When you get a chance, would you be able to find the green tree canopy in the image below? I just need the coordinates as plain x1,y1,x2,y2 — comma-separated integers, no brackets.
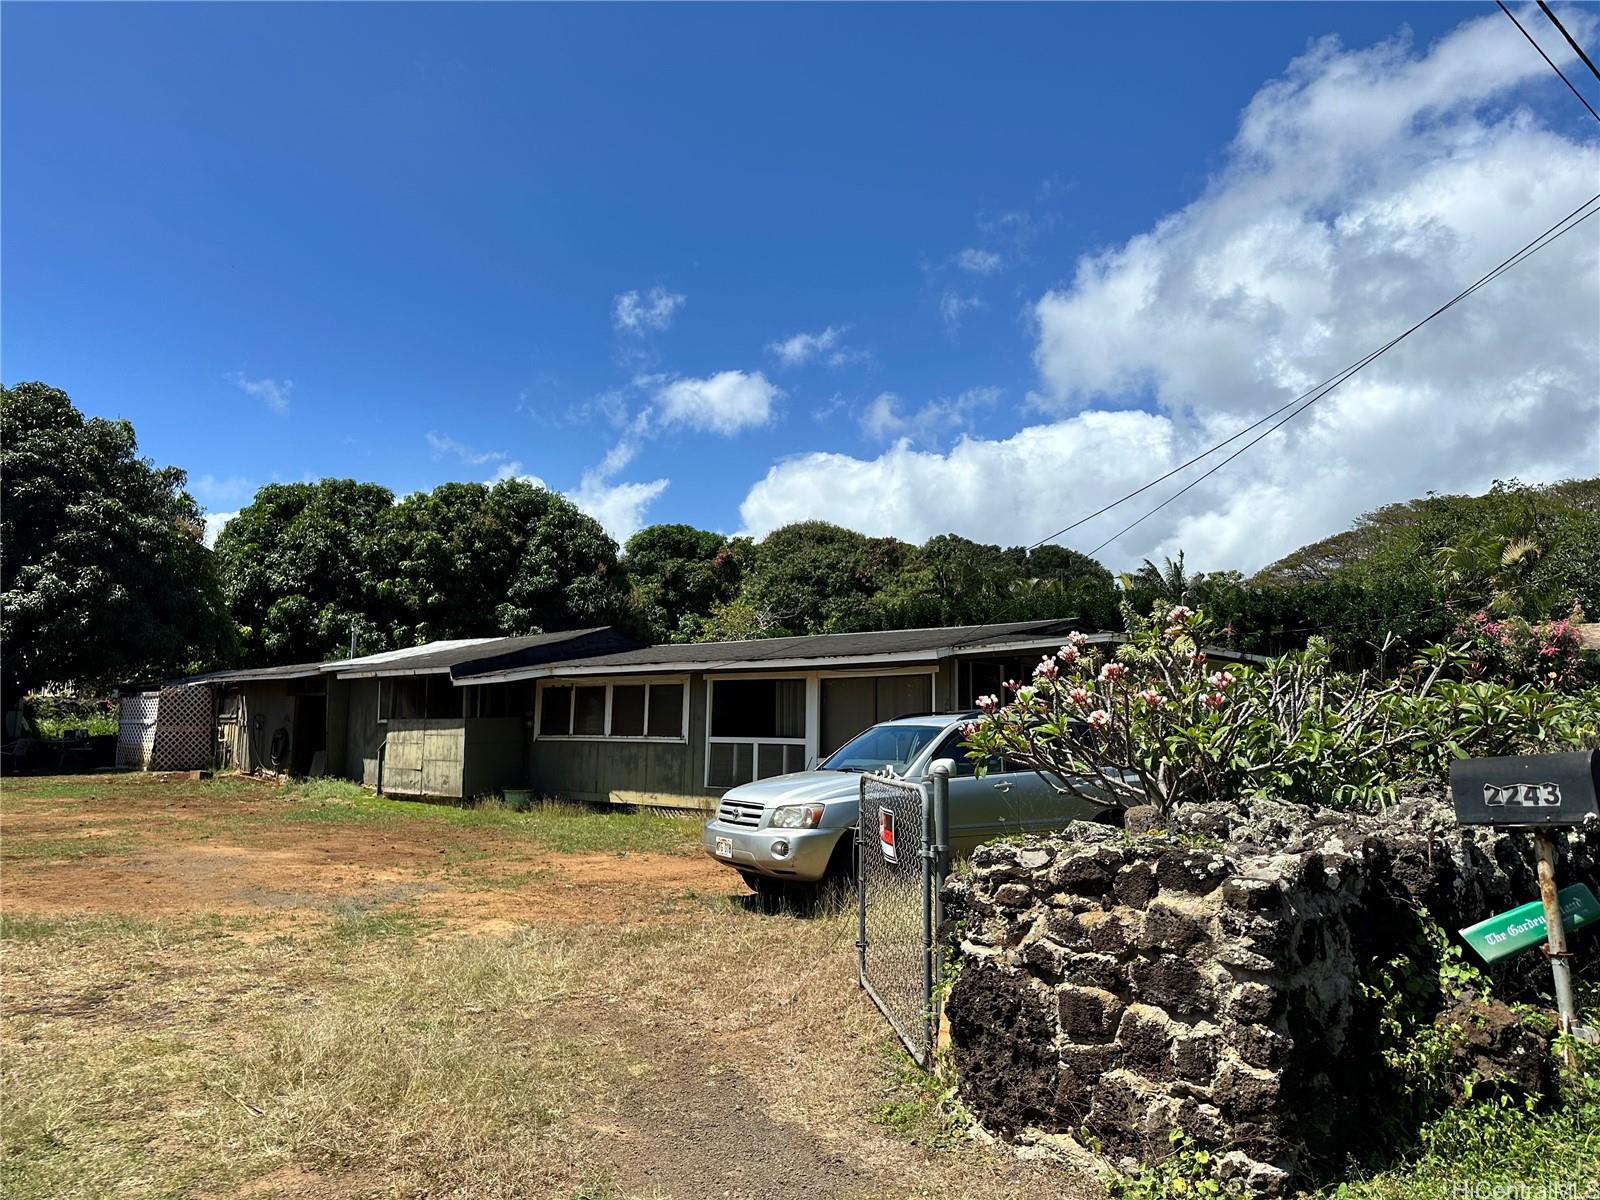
213,479,397,664
622,523,742,642
733,521,910,636
1,382,235,702
383,479,626,645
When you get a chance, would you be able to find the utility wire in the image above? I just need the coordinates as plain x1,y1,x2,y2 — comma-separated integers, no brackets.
1084,196,1600,556
1026,192,1600,553
1537,0,1600,85
1498,0,1600,124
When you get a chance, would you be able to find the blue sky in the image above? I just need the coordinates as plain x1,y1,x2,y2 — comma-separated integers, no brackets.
5,3,1597,571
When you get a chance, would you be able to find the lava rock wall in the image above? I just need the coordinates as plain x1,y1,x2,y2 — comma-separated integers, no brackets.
942,795,1598,1196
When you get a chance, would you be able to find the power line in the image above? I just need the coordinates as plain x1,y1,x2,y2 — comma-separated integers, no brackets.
1537,1,1600,85
1026,192,1600,554
1084,196,1600,556
1497,0,1600,124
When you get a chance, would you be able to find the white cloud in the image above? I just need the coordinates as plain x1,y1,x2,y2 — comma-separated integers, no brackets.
939,289,983,335
740,11,1600,573
768,325,860,368
613,286,686,334
653,370,781,435
858,387,1002,444
202,510,239,547
568,472,670,544
955,248,1003,274
229,373,293,414
189,473,254,507
427,432,508,466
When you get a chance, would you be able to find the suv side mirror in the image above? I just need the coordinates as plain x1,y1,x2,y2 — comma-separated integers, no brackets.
927,758,956,779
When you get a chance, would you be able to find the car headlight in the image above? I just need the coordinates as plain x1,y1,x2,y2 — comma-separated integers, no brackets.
769,804,825,829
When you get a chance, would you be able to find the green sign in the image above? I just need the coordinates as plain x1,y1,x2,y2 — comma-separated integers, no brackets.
1459,884,1600,964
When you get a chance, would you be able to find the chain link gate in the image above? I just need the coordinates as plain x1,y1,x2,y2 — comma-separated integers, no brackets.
857,767,951,1067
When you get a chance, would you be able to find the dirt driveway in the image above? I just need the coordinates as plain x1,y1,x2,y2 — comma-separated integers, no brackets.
1,773,1096,1200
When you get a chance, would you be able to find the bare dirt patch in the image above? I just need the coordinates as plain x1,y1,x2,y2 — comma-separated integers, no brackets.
1,774,1096,1200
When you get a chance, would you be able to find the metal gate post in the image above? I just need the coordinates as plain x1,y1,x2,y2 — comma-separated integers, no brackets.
921,777,937,1057
926,762,952,1057
857,774,869,988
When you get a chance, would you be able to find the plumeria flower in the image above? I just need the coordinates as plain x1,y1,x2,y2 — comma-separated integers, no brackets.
961,721,981,738
1034,657,1060,680
1098,662,1127,683
1189,652,1208,668
1167,605,1192,625
1015,685,1039,704
1057,644,1080,665
1004,678,1023,693
976,694,999,714
1085,709,1111,729
1207,671,1235,690
1202,692,1227,709
1068,687,1092,708
1136,689,1166,707
1065,630,1089,649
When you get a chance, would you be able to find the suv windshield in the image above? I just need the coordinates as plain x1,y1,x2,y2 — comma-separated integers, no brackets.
822,723,947,775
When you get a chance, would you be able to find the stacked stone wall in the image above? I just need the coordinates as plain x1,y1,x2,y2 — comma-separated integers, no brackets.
943,793,1599,1195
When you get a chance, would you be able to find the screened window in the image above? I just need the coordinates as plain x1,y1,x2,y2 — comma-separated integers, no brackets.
536,680,686,739
646,683,683,738
709,678,805,739
573,686,607,735
380,678,427,721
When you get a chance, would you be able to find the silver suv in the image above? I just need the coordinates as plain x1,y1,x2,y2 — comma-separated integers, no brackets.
701,712,1113,901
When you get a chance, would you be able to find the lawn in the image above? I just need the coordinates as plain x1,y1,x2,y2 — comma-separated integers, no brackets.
0,772,1086,1200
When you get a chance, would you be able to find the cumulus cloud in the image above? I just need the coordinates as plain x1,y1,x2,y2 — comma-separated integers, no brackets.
653,370,781,435
568,472,670,544
229,373,293,414
189,473,255,508
613,286,686,334
740,10,1600,572
768,325,864,368
202,510,239,547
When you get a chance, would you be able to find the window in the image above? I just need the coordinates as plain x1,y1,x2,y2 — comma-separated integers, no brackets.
470,681,530,719
709,678,804,739
646,683,682,738
535,680,686,740
824,723,947,775
928,730,993,777
540,685,573,735
379,678,427,721
424,677,462,719
573,686,607,735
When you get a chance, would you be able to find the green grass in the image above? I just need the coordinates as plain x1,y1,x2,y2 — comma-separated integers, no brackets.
870,1044,969,1150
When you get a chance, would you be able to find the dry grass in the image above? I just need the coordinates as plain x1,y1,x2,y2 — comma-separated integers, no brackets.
0,773,1094,1200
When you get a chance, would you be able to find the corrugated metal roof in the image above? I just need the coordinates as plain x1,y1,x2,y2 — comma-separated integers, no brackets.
170,661,327,684
330,628,622,677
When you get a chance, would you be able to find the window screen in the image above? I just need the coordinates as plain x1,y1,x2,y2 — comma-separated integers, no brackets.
540,686,572,735
646,682,683,738
425,677,461,719
573,686,607,735
610,685,646,736
710,678,805,739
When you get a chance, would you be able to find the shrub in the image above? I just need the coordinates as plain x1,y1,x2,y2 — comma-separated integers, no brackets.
961,605,1600,815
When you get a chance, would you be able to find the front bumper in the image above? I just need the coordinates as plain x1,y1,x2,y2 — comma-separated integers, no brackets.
702,818,842,882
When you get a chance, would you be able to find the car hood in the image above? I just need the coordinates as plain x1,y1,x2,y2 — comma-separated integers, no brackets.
721,769,866,808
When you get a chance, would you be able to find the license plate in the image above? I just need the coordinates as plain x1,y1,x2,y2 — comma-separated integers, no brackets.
714,836,733,858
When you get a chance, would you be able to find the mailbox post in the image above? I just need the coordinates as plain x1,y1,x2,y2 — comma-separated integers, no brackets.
1451,749,1600,1064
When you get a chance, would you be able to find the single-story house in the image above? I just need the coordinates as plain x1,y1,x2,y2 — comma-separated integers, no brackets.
180,618,1263,812
448,618,1110,809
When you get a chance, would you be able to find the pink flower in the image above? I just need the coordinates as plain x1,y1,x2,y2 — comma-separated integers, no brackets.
1065,631,1089,649
1167,605,1192,625
976,694,999,714
1539,644,1560,658
1189,652,1208,668
1085,709,1111,729
1098,662,1127,683
1003,678,1023,693
961,721,981,737
1136,689,1166,707
1207,670,1235,690
1056,644,1080,665
1034,656,1060,680
1068,687,1092,709
1202,692,1227,709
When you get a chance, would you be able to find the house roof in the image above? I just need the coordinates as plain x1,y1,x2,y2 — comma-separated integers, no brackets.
178,661,329,684
328,628,626,678
451,618,1104,683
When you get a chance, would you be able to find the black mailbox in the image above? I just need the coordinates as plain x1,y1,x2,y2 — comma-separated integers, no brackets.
1451,750,1600,828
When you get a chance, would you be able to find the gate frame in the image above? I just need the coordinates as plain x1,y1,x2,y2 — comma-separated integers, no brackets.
856,761,953,1067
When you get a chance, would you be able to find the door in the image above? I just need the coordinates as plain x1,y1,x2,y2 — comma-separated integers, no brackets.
928,729,1108,856
291,695,327,775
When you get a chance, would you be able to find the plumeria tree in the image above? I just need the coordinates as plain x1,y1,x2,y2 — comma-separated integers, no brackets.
960,604,1598,817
